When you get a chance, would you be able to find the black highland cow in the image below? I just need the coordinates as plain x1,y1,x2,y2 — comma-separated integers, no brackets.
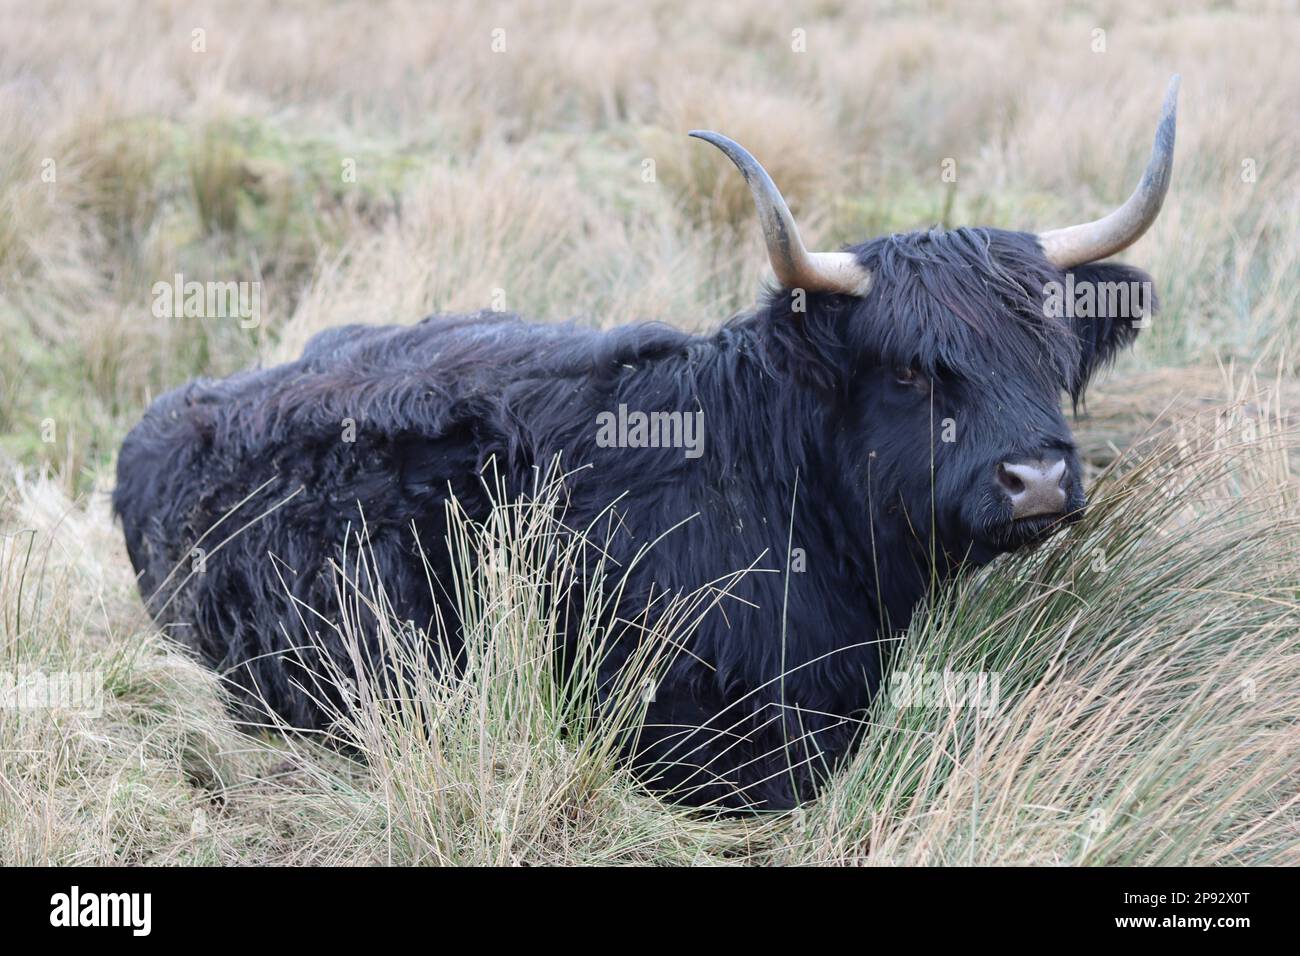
115,79,1179,811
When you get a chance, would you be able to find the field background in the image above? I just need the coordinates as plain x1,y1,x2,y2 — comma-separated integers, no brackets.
1,0,1297,864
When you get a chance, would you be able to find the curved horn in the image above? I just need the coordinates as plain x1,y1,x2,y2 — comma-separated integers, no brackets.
1038,75,1180,268
689,131,872,296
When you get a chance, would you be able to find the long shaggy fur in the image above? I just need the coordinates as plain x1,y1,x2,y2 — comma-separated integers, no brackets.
114,227,1152,810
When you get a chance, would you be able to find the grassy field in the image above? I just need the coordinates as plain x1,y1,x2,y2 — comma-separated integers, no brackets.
1,0,1297,864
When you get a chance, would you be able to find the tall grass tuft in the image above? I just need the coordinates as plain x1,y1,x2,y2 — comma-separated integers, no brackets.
260,462,756,864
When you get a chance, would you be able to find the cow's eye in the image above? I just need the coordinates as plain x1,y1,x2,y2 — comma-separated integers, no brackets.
893,366,926,388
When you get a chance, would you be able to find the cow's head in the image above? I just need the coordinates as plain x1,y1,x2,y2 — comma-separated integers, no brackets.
696,77,1177,566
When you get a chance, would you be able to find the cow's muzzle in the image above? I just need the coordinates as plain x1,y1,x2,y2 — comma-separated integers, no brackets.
997,456,1069,520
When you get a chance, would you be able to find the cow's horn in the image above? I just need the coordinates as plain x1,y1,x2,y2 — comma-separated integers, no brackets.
690,131,872,296
1038,75,1180,269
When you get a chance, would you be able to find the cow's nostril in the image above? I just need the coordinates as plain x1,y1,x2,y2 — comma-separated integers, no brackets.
996,463,1026,496
997,458,1068,520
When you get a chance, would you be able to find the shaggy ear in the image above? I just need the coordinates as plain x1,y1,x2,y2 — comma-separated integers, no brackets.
1067,261,1155,404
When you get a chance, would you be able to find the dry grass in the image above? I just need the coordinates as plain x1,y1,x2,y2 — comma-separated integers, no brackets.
0,0,1297,864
